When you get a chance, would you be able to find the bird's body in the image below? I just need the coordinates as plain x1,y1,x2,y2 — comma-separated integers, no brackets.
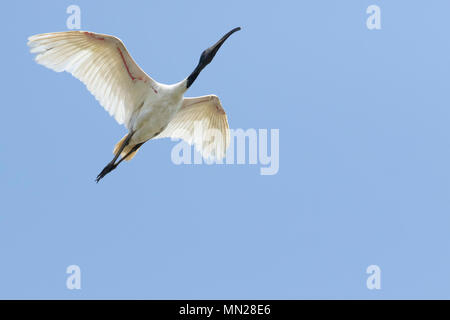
27,28,240,181
130,81,185,146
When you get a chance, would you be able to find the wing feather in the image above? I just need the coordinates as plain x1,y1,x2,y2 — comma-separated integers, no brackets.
156,95,230,160
27,31,156,128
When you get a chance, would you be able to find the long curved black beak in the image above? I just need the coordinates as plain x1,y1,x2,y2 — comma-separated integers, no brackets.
208,27,241,57
186,27,241,89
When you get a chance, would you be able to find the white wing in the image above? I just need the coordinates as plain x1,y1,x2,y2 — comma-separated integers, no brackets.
27,31,157,128
156,95,230,160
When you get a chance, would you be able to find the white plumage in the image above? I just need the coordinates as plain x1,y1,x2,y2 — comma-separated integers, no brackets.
27,28,240,181
156,95,230,160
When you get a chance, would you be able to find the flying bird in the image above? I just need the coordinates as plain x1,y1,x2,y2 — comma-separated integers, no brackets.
27,27,241,182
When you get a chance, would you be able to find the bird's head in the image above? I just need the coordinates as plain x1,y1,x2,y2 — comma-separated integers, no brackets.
199,27,241,67
187,27,241,88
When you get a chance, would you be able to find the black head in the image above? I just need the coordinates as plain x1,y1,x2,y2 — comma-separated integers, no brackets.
187,27,241,88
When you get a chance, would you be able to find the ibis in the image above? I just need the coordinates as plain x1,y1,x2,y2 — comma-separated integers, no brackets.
27,27,241,182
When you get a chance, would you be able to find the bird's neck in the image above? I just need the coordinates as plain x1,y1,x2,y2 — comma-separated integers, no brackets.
186,64,205,89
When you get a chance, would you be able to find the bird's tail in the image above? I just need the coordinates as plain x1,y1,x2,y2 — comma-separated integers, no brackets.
114,135,140,161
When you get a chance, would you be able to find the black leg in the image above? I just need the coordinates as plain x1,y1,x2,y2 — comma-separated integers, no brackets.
96,132,134,183
115,142,145,167
111,132,134,164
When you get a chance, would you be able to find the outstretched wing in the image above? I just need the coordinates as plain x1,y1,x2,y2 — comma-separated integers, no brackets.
156,95,230,160
27,31,157,128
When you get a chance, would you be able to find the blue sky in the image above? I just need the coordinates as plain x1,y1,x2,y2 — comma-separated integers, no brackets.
1,0,450,299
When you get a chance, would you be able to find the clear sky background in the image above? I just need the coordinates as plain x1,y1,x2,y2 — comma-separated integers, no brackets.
1,0,450,299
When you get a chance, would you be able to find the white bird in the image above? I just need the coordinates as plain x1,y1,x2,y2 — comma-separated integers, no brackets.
27,27,241,182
